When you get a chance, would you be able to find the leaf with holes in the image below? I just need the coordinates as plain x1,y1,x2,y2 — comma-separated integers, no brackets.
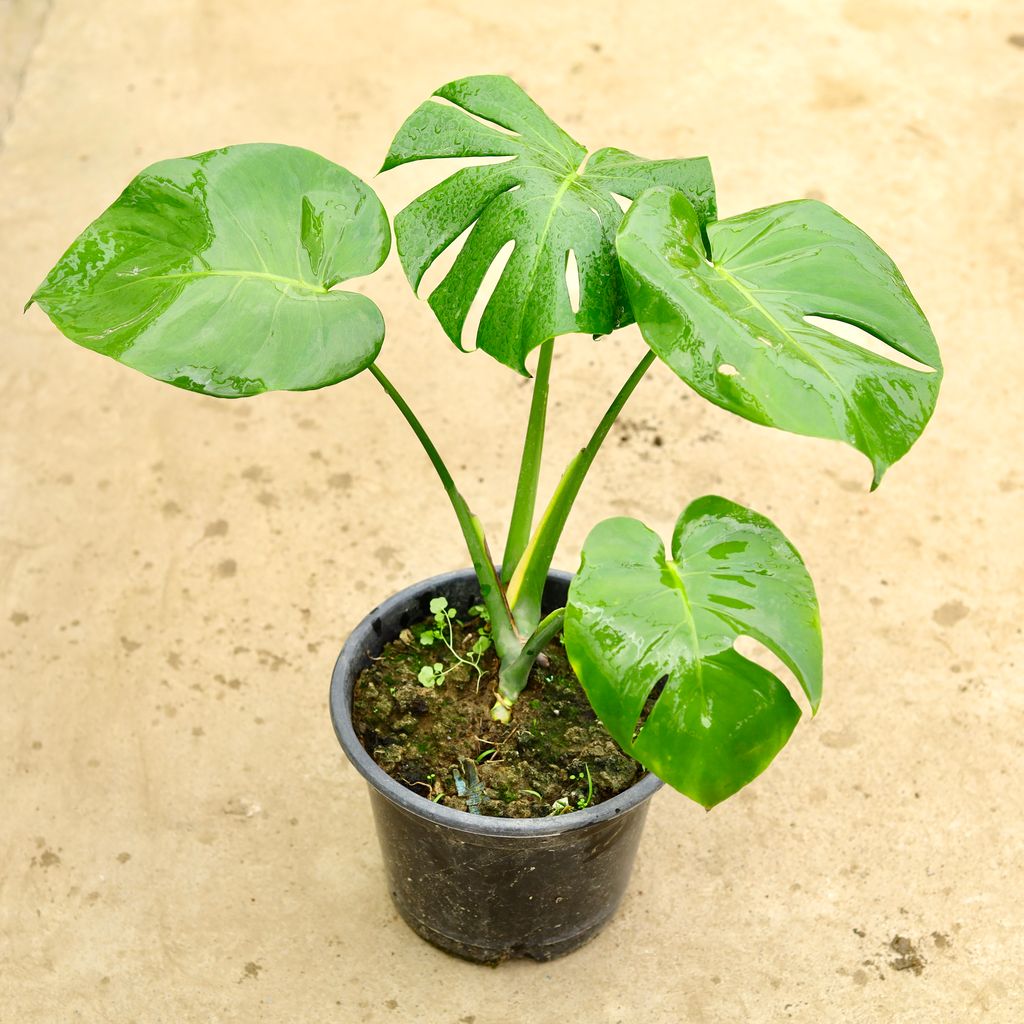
381,75,716,373
616,188,942,486
564,496,821,808
29,144,390,397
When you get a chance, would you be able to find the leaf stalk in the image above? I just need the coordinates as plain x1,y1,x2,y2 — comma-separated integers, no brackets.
507,349,656,633
500,338,554,584
369,362,519,657
492,607,566,722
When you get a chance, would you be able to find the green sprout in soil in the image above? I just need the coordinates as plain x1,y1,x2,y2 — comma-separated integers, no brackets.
575,764,594,810
549,764,594,815
416,596,492,689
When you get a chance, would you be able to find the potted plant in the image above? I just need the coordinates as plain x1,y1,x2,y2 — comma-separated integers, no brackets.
27,74,942,964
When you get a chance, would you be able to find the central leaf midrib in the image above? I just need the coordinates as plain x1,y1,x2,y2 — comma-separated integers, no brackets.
663,554,707,714
510,155,587,346
143,269,327,294
711,260,871,453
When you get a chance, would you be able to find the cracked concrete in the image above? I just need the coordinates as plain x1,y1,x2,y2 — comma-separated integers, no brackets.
1,1,1022,1021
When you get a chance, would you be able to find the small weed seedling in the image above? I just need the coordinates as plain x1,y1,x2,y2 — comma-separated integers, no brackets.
416,597,492,689
549,765,594,815
26,75,942,809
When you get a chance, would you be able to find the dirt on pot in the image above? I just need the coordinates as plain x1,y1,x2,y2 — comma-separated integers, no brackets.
351,599,645,818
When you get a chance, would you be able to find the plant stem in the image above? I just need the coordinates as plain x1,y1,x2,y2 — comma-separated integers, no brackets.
368,362,519,657
507,349,656,634
500,338,554,584
491,607,566,722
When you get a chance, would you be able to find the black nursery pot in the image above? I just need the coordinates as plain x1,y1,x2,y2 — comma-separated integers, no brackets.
329,568,663,965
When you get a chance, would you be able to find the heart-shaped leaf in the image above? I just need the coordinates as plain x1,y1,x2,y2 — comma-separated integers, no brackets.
29,144,390,397
616,187,942,486
564,496,822,808
382,75,716,373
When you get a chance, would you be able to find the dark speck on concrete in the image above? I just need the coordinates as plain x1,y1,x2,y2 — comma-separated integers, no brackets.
932,600,968,627
888,935,926,975
239,961,262,982
33,848,61,869
374,545,401,566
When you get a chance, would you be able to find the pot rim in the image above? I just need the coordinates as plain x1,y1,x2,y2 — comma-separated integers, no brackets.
330,567,664,839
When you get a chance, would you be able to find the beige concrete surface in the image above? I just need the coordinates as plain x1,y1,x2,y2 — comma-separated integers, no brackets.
2,1,1022,1020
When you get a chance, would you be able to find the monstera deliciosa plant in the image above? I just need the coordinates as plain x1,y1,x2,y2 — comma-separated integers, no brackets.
27,75,941,809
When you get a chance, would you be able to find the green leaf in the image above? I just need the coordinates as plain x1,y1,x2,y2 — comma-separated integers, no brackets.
29,144,390,397
382,75,716,373
429,596,448,614
616,188,942,486
417,665,437,687
564,496,822,809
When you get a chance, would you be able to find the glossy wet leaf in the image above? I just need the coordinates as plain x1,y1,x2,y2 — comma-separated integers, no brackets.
382,75,716,373
616,188,942,486
564,496,822,808
29,144,390,397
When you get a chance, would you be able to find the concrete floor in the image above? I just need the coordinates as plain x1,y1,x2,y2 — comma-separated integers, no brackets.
2,1,1022,1020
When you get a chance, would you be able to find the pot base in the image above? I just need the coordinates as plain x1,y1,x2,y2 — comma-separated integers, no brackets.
390,893,608,964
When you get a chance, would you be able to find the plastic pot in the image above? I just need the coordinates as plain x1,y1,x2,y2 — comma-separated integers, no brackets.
329,568,663,964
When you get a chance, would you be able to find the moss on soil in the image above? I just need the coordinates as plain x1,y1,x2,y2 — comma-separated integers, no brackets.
351,601,644,818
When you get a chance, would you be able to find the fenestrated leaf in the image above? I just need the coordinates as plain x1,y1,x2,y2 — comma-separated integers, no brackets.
564,496,822,809
29,144,390,397
382,75,716,373
616,187,942,486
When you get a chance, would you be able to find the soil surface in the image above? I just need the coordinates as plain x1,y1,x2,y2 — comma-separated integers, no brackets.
351,600,643,817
